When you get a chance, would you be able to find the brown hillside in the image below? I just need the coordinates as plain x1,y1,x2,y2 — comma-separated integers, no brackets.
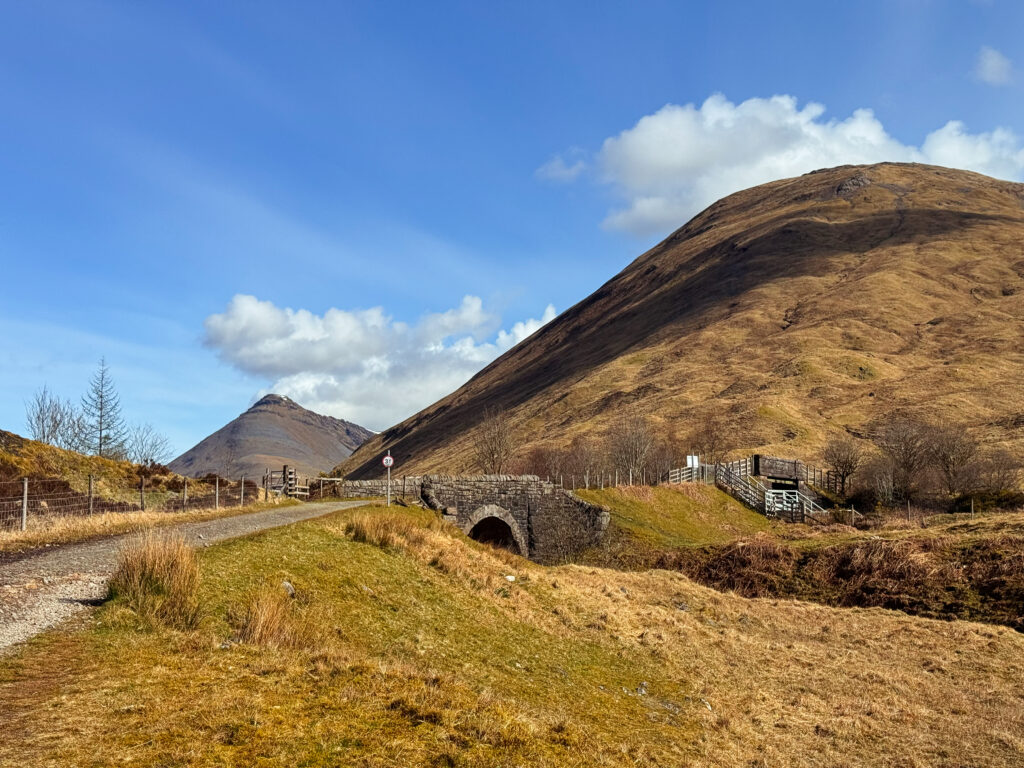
171,394,373,479
338,163,1024,478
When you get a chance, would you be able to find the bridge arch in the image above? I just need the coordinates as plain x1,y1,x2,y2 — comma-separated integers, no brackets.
464,504,527,556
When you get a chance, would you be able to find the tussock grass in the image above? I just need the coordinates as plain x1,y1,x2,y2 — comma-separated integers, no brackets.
107,533,201,630
2,504,1023,767
342,508,446,549
231,583,316,649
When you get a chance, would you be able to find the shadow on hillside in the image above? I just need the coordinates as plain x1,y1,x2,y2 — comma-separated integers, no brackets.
348,207,1024,477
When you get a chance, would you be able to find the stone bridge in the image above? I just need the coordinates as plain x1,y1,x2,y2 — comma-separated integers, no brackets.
317,475,609,563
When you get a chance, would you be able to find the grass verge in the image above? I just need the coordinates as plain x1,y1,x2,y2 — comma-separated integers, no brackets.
1,504,1022,766
0,497,301,557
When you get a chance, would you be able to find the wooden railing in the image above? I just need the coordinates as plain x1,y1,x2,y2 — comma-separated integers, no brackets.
667,454,840,524
716,463,765,513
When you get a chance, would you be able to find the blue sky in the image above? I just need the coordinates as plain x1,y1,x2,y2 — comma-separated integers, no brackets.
1,0,1022,455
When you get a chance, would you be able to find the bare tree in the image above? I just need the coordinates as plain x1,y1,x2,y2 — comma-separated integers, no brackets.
607,410,655,483
687,413,733,466
514,445,563,479
822,434,864,496
25,386,65,445
928,425,981,497
978,449,1022,495
564,435,606,487
473,408,515,474
862,455,897,506
126,423,173,466
872,416,931,502
55,407,90,453
25,386,89,453
649,435,680,484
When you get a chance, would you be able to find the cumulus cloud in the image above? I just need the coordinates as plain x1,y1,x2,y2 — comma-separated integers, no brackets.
204,295,556,430
975,46,1013,85
535,149,588,182
559,93,1024,235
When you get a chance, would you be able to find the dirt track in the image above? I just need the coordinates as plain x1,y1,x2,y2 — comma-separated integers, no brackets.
0,501,368,652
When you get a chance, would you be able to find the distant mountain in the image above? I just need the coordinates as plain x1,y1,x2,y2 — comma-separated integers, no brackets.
336,163,1024,478
170,395,372,480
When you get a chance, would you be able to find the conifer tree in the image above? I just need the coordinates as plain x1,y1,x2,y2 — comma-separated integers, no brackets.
81,357,127,458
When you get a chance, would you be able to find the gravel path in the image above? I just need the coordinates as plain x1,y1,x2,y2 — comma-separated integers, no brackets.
0,501,368,652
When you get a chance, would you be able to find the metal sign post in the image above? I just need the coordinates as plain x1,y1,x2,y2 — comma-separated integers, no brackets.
383,452,394,507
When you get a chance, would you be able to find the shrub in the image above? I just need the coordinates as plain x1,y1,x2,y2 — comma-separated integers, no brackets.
107,532,200,629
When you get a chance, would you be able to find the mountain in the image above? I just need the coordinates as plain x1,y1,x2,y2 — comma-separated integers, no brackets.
170,395,373,479
337,163,1024,478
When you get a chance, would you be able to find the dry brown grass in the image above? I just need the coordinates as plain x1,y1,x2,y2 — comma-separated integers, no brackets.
2,505,1022,766
0,497,299,556
107,532,201,630
231,583,318,649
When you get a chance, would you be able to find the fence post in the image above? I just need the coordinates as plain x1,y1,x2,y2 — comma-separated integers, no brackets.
215,476,220,510
240,476,245,506
182,477,188,511
21,477,28,532
139,476,145,511
88,474,94,516
629,468,632,486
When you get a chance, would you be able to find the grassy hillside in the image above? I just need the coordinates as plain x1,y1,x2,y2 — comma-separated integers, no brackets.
0,429,145,498
338,163,1024,477
2,505,1022,766
576,484,771,548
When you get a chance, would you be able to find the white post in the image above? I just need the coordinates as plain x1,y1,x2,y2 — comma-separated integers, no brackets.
21,477,28,532
240,476,245,507
182,477,188,511
215,476,220,510
387,460,391,508
88,474,94,515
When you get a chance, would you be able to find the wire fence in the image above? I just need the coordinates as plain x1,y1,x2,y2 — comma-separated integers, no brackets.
0,475,263,532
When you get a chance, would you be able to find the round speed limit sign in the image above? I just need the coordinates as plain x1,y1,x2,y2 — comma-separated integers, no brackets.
382,455,394,468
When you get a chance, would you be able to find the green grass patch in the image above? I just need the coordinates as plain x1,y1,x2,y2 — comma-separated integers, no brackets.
577,485,771,547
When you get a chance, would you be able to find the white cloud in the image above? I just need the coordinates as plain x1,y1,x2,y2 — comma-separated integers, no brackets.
204,295,557,430
567,93,1024,236
975,46,1013,85
535,149,588,182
